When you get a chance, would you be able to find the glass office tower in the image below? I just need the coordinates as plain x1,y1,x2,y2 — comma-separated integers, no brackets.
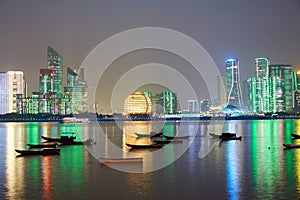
269,64,292,112
293,71,300,112
252,58,270,112
47,46,63,98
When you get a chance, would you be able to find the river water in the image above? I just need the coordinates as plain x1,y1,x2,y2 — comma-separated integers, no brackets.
0,119,299,199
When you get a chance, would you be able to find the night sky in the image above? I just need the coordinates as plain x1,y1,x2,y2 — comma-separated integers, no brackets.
0,0,300,109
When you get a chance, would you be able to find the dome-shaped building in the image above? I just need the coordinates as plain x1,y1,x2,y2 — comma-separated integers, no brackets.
124,92,152,114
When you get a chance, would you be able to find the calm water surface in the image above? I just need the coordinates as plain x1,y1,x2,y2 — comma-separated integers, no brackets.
0,120,300,199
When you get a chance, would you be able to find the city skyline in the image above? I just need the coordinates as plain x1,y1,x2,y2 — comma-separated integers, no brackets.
0,0,299,96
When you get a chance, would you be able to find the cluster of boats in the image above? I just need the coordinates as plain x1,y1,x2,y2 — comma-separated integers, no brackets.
124,132,189,149
15,133,94,156
100,132,189,164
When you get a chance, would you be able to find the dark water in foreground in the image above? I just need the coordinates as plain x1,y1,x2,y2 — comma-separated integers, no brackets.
0,120,300,199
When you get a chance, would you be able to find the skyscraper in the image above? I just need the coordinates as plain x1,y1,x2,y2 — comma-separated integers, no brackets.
39,69,54,94
251,58,270,112
63,67,88,114
0,72,8,114
0,71,25,114
293,71,300,112
155,92,178,114
47,46,63,98
255,57,269,79
269,64,293,112
226,58,243,108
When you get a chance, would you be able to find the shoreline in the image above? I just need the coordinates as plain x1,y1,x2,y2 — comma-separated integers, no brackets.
0,115,300,123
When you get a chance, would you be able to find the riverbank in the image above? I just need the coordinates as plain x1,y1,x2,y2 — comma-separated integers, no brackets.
1,113,300,122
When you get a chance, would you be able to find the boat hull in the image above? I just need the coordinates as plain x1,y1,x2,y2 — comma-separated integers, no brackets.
99,158,143,163
27,143,58,148
283,144,300,149
163,135,189,140
220,136,242,141
15,148,60,156
126,143,164,148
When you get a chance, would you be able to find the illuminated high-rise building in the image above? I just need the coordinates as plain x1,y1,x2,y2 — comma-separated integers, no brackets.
226,58,243,108
0,71,25,114
292,71,300,112
8,71,24,113
269,64,293,112
155,92,177,114
39,69,54,94
0,72,8,114
255,57,269,79
250,58,270,112
63,67,88,114
47,46,63,98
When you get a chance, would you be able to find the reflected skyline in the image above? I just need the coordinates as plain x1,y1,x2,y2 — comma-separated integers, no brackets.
1,120,300,198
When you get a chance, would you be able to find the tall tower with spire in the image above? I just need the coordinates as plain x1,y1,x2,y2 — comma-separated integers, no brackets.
226,58,243,109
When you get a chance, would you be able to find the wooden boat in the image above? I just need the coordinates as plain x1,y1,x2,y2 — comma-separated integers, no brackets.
153,139,183,144
163,135,189,140
291,133,300,139
15,148,60,156
135,132,163,138
220,136,242,141
60,139,94,145
27,143,58,148
219,132,242,140
126,143,164,148
283,144,300,149
99,157,143,163
41,134,76,143
220,132,236,138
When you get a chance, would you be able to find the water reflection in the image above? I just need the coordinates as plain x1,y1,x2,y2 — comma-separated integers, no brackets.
3,120,300,199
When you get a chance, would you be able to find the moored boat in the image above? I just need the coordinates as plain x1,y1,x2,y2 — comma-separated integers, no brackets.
291,133,300,139
135,132,163,138
41,134,76,143
99,157,143,163
126,143,164,148
15,148,60,156
219,132,242,141
27,143,58,148
153,139,183,144
283,144,300,149
220,136,242,141
163,135,189,140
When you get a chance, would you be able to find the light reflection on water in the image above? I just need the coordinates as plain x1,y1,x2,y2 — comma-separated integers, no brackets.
0,120,300,199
